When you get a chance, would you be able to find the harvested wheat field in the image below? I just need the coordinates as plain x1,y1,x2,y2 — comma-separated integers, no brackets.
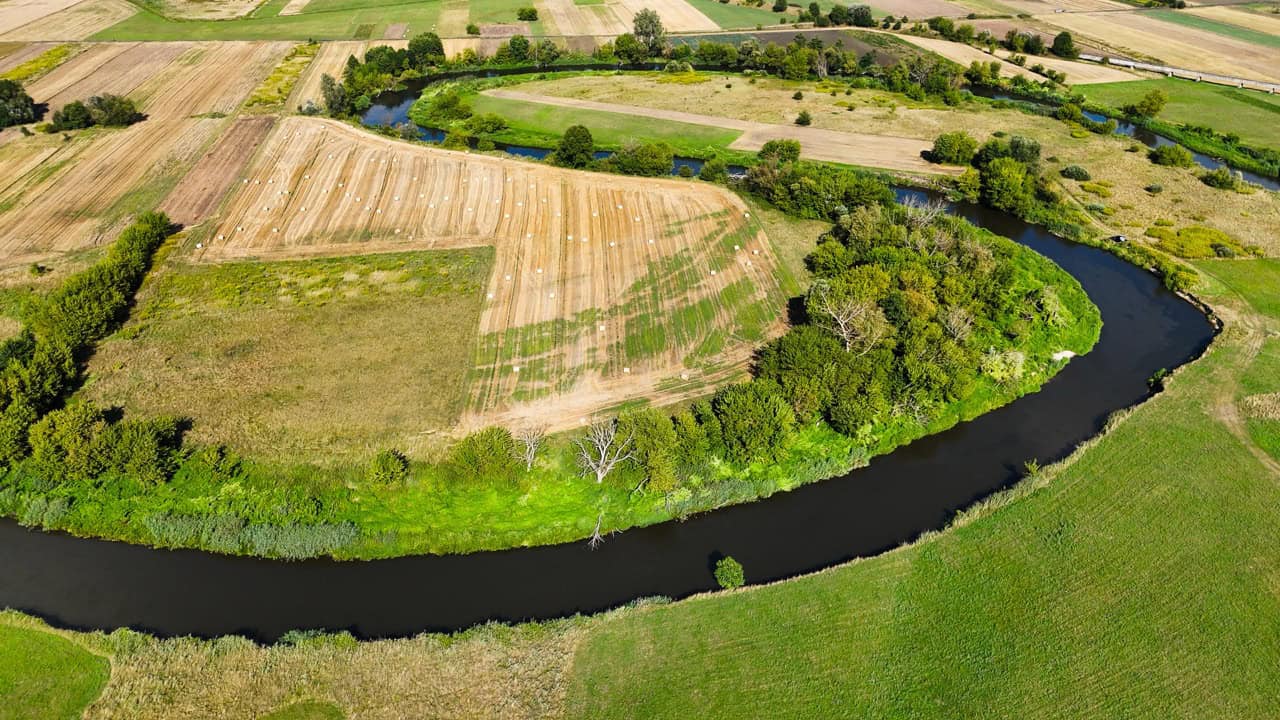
197,116,789,431
0,0,135,40
869,0,969,18
29,41,192,114
148,0,266,19
1046,11,1280,82
538,0,717,35
0,0,84,36
0,41,55,72
1186,4,1280,37
999,0,1130,13
161,115,277,226
0,42,289,266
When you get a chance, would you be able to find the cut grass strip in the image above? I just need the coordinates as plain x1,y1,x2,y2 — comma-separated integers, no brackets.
0,43,77,83
248,42,319,109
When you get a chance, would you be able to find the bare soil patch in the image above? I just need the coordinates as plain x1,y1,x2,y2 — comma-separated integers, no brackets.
199,116,790,431
161,115,276,227
0,0,136,41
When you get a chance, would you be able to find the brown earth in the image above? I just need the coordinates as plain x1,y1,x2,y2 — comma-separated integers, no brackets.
484,87,952,174
0,42,290,267
0,0,135,41
195,116,789,431
160,115,277,227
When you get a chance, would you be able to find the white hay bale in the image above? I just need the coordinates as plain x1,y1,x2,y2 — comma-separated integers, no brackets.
536,268,543,273
623,367,630,374
710,270,717,276
549,292,555,298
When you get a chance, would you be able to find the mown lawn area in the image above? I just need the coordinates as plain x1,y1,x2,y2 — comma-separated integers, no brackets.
469,92,742,157
0,623,108,720
1082,78,1280,149
680,0,792,29
91,0,441,41
562,259,1280,719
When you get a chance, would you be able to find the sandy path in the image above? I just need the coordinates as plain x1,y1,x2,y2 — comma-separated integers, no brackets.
485,88,951,174
1044,10,1280,83
0,0,135,40
201,116,787,431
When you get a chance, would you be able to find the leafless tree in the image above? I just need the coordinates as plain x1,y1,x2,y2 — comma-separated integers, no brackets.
901,194,948,230
575,419,634,483
588,511,606,549
942,305,974,343
513,424,547,471
810,281,890,357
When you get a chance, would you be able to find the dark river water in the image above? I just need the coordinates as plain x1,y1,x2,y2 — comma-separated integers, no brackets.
0,182,1214,641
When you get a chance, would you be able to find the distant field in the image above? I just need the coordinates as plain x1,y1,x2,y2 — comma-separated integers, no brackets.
563,259,1280,720
92,0,442,41
678,0,788,28
85,248,492,462
1144,7,1280,49
1082,78,1280,149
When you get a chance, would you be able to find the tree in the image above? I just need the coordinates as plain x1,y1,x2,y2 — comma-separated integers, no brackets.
320,74,348,116
1128,89,1167,118
759,138,801,163
513,425,547,471
466,23,480,35
807,278,891,355
506,34,531,62
715,556,745,589
614,32,649,64
929,130,977,165
1051,31,1077,58
575,419,634,483
618,408,679,492
851,4,874,26
407,32,444,66
773,0,787,12
608,141,673,176
86,94,142,126
795,109,812,126
979,156,1032,214
517,6,538,20
554,125,595,168
49,101,93,131
711,381,795,463
633,8,667,55
0,79,37,128
700,156,728,182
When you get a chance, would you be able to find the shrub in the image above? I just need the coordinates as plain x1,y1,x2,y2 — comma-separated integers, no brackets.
759,138,801,163
711,381,795,463
367,449,409,484
677,164,693,178
929,131,978,165
714,556,745,589
516,6,538,20
1199,166,1240,190
1080,181,1111,198
607,141,674,176
553,124,594,168
1059,164,1090,181
464,112,507,134
795,110,812,126
448,427,519,485
792,90,804,100
1148,144,1193,167
1144,183,1163,194
699,156,728,182
466,23,480,35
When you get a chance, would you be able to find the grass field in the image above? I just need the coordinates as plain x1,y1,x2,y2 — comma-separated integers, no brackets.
91,0,442,41
0,622,108,720
561,258,1280,719
246,42,319,109
1083,78,1280,150
1144,7,1280,50
470,92,743,157
84,248,492,463
679,0,788,28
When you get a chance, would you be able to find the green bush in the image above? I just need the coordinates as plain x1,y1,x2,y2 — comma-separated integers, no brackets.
606,141,674,176
1148,144,1193,168
553,124,594,168
367,449,410,484
448,427,519,485
929,131,978,165
714,556,745,589
1059,165,1090,181
712,381,796,463
699,156,728,183
516,6,538,20
0,79,36,128
759,139,801,164
795,110,812,126
1199,166,1240,190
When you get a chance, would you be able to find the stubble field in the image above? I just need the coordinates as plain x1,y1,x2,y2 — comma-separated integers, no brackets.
0,41,288,267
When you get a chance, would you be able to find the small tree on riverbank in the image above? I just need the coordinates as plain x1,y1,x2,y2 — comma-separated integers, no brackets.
575,419,634,483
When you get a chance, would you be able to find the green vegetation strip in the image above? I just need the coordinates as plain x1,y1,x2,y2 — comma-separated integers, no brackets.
563,259,1280,720
0,44,76,83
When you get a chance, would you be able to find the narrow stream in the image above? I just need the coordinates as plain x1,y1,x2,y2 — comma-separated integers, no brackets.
0,185,1215,641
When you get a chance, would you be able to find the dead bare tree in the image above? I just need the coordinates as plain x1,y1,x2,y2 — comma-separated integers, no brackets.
587,511,606,549
809,281,890,357
575,419,634,483
901,194,948,230
513,424,548,471
942,305,974,343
